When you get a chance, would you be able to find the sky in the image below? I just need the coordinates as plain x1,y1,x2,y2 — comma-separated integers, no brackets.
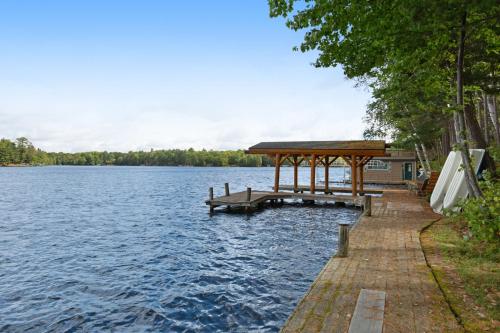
0,1,371,152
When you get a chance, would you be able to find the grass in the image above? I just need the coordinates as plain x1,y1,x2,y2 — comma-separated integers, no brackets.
423,218,499,332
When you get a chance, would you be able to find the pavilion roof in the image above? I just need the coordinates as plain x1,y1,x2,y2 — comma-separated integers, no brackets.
246,140,387,156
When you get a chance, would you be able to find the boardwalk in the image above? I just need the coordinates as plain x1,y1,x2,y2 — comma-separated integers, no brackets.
281,190,463,333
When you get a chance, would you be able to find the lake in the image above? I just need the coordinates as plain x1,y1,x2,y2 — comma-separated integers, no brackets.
0,166,358,332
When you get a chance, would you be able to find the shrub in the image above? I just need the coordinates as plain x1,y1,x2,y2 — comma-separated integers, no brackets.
456,173,500,242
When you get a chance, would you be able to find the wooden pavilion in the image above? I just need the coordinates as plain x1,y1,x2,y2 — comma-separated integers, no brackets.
245,140,387,196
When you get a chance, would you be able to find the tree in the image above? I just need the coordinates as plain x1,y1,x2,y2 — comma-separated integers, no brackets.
269,0,499,197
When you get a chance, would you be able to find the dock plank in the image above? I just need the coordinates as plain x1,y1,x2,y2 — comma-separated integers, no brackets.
348,289,385,333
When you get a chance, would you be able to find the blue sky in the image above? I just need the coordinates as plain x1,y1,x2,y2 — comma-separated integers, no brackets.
0,1,371,152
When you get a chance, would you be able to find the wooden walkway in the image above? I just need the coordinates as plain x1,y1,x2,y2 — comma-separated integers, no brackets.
206,191,366,212
281,190,463,333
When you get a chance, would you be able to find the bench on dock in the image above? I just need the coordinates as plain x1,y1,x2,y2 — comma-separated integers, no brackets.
348,289,386,333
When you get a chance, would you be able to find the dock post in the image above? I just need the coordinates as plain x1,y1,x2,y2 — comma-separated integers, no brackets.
351,155,358,196
293,156,298,193
338,223,349,257
324,156,329,194
274,153,281,192
224,183,230,196
364,195,372,216
208,187,214,213
246,187,252,201
310,154,316,194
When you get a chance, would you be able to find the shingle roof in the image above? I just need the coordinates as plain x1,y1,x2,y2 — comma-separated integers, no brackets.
248,140,386,151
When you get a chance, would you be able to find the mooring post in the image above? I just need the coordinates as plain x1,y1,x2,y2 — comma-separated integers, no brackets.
246,187,252,202
338,223,350,257
208,187,214,213
224,183,230,196
364,195,372,217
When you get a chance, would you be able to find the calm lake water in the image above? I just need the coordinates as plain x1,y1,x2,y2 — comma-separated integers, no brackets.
0,166,358,332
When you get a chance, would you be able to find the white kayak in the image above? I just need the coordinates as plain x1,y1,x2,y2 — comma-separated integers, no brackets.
442,149,485,212
430,151,461,213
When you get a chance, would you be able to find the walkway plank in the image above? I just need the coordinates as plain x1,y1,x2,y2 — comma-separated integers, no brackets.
348,289,385,333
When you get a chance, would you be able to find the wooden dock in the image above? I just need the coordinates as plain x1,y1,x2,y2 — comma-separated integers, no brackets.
206,190,367,213
280,190,463,332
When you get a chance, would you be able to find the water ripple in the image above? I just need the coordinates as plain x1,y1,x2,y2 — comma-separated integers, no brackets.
0,166,358,332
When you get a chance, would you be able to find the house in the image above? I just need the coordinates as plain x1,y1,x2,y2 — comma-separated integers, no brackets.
363,149,417,184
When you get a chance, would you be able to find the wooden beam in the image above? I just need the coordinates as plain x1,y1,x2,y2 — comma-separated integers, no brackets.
293,156,298,193
278,154,289,166
359,161,364,193
324,156,330,193
327,156,339,166
274,153,281,193
351,154,357,196
317,155,327,166
310,154,316,194
359,156,373,166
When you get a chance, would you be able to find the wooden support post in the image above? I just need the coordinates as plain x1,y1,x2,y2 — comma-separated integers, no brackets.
274,153,281,193
338,223,349,257
310,154,316,194
293,156,298,193
351,155,358,196
246,187,252,201
359,163,364,194
364,195,372,216
224,183,230,196
324,156,330,194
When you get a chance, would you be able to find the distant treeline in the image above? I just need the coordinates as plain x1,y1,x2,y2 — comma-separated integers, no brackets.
0,137,273,167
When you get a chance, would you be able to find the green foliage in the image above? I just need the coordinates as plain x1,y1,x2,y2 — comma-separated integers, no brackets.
269,0,499,151
487,145,500,162
0,138,273,167
452,173,500,242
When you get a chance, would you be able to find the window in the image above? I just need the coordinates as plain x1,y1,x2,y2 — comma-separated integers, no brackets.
366,159,390,170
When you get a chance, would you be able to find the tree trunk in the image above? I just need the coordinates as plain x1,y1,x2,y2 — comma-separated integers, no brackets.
464,104,486,148
449,119,456,146
487,95,500,145
442,123,451,156
464,103,496,175
420,143,432,172
482,92,490,145
455,11,482,198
